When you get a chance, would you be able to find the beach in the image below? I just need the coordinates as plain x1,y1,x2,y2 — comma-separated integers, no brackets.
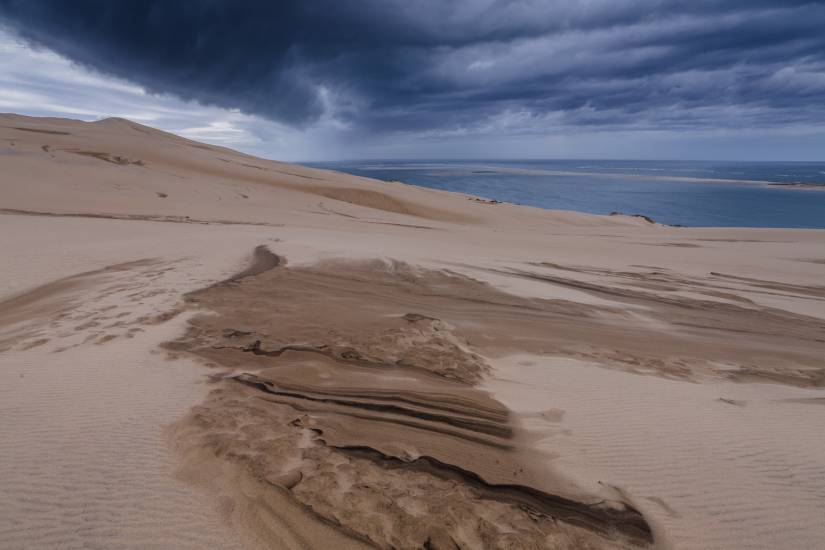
1,114,824,549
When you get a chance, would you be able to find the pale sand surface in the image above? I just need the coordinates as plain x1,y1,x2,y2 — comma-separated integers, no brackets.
0,322,246,550
1,114,824,549
485,355,825,550
0,216,269,549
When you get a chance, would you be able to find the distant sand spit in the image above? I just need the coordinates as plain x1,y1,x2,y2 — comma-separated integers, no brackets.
353,162,825,188
2,114,825,549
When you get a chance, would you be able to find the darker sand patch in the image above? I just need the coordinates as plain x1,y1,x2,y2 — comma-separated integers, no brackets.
718,398,746,407
169,248,652,549
695,238,787,243
0,208,281,228
0,259,156,330
777,397,825,405
639,242,702,248
307,185,475,223
69,150,145,166
166,246,825,547
361,220,438,230
11,126,71,135
471,262,825,386
190,143,220,152
709,271,825,299
19,338,50,350
644,497,680,518
0,259,159,351
221,245,281,284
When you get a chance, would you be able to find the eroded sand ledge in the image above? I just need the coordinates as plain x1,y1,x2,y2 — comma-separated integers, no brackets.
2,114,825,549
167,246,652,548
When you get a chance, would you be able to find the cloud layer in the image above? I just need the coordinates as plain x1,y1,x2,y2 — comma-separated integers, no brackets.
1,1,824,149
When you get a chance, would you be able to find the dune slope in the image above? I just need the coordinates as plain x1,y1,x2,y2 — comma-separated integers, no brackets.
2,114,824,550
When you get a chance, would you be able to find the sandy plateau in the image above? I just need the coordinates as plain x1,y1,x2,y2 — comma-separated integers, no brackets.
1,114,824,549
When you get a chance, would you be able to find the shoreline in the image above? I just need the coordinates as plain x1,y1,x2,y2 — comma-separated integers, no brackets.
311,160,825,188
307,161,825,230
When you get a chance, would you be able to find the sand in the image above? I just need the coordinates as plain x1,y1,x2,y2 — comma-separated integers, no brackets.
1,113,824,549
486,355,825,549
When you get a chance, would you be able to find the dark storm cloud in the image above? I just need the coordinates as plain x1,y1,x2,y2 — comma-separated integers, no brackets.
1,0,824,133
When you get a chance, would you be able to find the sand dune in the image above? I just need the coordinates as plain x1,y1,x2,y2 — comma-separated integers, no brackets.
2,114,824,549
0,113,481,225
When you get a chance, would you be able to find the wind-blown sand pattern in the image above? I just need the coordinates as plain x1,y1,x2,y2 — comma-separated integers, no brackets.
2,114,824,549
168,248,650,548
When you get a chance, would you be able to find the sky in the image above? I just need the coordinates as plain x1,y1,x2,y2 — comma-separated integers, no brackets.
1,0,825,162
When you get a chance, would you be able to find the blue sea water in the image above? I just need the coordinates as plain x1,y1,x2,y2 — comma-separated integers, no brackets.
307,160,825,228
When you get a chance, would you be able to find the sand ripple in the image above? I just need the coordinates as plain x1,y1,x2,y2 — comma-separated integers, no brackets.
487,356,825,550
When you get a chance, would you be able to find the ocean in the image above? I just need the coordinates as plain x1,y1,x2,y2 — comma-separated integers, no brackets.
307,160,825,228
